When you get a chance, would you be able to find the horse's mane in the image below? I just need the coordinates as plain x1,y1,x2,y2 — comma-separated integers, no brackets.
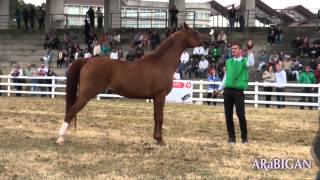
149,32,179,59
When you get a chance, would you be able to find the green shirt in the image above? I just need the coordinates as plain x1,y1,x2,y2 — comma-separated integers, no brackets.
225,57,249,90
298,71,316,84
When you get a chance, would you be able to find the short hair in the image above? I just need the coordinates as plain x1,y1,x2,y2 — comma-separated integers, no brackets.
231,42,242,49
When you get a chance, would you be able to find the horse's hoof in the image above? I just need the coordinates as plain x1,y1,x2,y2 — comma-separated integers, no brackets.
56,137,64,146
156,139,166,146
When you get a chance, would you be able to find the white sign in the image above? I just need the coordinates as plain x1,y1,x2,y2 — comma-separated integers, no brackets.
166,80,193,103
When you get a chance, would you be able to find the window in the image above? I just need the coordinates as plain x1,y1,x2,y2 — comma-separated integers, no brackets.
67,6,80,15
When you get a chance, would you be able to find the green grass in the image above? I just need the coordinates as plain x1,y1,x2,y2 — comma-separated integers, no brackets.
0,97,318,179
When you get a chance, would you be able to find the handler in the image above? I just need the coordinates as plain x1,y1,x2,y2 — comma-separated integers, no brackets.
215,41,255,144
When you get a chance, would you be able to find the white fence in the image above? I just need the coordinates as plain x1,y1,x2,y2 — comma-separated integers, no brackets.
0,75,319,110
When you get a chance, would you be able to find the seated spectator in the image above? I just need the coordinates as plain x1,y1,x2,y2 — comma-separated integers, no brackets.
216,31,227,44
262,65,275,108
24,64,33,93
207,68,221,105
84,49,92,59
275,26,284,44
37,64,48,97
257,50,269,71
309,44,318,59
44,33,50,49
101,43,111,56
113,32,121,48
291,37,303,57
48,34,61,50
278,51,285,62
149,31,160,50
99,32,108,44
135,43,144,59
173,68,181,80
209,44,221,63
302,37,310,57
133,31,142,47
310,58,317,71
268,51,279,67
117,48,124,60
315,63,320,84
42,48,54,68
282,55,293,78
10,64,23,96
291,57,303,80
193,45,205,62
198,56,209,78
298,66,316,110
57,49,66,68
267,26,275,46
93,40,101,57
63,32,73,50
126,48,136,61
110,48,119,60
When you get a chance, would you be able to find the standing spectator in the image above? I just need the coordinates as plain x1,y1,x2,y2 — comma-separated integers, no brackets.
198,56,209,78
84,20,91,44
239,13,245,32
207,68,221,105
57,49,66,68
96,7,103,29
179,50,190,79
29,6,36,31
46,68,57,93
110,48,119,60
275,63,287,109
63,32,73,51
44,33,50,49
15,8,22,29
30,71,38,95
228,5,237,33
262,65,275,108
169,5,179,28
22,8,29,31
86,7,95,29
117,48,124,59
257,50,269,72
10,65,23,97
302,37,310,57
38,7,45,30
114,32,121,48
298,66,316,110
210,44,221,63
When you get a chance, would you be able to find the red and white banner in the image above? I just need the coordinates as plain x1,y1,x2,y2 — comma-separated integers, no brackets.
166,80,193,103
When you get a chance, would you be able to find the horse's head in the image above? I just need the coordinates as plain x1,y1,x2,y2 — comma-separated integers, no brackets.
181,23,210,48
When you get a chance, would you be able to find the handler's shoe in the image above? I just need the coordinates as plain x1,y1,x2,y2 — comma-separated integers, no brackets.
242,138,248,144
228,138,236,145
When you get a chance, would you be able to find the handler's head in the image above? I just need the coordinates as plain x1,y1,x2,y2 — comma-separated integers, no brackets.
231,42,242,58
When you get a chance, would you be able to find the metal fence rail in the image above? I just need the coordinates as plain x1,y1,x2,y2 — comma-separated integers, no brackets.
0,75,319,109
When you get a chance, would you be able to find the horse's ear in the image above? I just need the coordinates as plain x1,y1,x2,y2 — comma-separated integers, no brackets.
183,22,189,30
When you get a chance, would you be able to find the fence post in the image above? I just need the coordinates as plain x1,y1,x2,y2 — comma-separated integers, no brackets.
137,12,139,28
51,77,55,99
193,11,196,28
199,80,203,105
7,77,10,97
318,85,320,111
97,94,101,100
254,82,258,108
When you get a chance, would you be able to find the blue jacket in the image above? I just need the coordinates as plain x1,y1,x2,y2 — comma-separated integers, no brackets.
208,75,221,91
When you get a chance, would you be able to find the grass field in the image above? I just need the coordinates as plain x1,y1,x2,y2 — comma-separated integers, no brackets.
0,97,318,179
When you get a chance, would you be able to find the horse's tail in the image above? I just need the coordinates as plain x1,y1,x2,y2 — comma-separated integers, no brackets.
65,59,86,128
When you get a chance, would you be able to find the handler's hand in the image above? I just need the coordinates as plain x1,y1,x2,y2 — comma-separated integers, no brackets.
213,90,221,96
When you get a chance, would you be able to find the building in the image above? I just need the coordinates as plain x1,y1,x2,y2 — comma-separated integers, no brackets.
64,0,213,28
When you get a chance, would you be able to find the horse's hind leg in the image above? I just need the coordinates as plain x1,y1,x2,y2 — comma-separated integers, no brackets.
56,95,91,145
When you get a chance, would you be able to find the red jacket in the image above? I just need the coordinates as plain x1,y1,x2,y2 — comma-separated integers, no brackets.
315,70,320,83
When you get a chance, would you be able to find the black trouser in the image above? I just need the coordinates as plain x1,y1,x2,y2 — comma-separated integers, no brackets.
39,18,44,30
207,92,217,105
223,88,248,141
300,87,313,110
98,17,103,29
263,86,273,108
171,17,178,27
275,87,285,108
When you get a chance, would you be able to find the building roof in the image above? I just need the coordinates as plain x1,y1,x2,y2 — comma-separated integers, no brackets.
64,0,104,5
284,5,316,19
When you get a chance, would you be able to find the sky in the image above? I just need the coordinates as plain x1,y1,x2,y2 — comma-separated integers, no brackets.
24,0,320,12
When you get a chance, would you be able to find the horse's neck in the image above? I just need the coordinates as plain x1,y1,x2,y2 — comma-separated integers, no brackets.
157,34,186,74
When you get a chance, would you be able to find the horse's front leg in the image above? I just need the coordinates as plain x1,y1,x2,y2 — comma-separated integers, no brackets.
153,94,166,145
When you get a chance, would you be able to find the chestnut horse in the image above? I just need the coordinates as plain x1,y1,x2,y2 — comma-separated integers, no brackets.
56,23,209,145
